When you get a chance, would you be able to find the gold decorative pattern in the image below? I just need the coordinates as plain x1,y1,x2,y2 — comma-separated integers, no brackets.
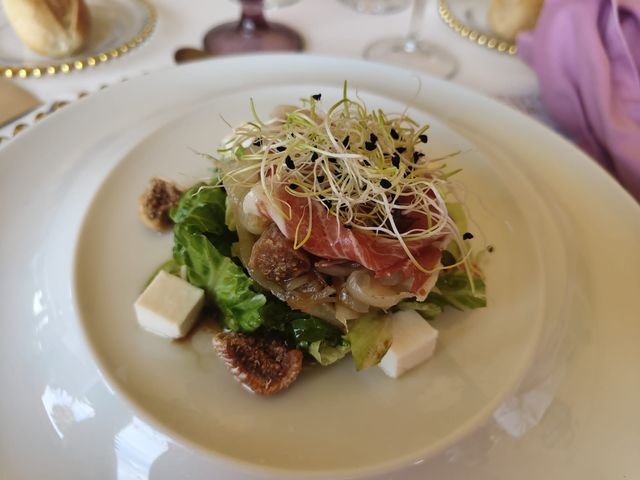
0,95,76,146
0,77,131,147
0,0,157,79
437,0,518,56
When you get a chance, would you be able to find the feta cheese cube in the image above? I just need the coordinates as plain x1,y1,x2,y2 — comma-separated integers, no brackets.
134,270,205,339
378,310,439,378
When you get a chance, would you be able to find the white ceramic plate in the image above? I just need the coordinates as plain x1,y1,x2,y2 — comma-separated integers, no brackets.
1,55,638,480
73,85,552,475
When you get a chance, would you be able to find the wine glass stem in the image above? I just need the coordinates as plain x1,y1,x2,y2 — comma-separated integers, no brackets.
240,0,268,32
405,0,427,52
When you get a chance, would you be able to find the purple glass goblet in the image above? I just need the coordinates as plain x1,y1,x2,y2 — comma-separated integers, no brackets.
203,0,304,55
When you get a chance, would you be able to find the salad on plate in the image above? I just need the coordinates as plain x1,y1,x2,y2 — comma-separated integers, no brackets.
134,85,487,395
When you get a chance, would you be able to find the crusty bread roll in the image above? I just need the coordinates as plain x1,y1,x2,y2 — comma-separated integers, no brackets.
2,0,91,58
488,0,543,41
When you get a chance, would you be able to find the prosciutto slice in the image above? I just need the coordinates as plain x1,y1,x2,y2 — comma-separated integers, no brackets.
258,185,447,299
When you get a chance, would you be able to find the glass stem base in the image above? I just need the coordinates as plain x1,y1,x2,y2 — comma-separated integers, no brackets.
364,37,458,79
203,20,303,55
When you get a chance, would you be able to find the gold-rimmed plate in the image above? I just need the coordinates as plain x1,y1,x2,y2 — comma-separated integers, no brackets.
438,0,518,55
0,0,156,79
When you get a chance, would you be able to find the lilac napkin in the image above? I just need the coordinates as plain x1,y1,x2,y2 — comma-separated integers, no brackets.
518,0,640,200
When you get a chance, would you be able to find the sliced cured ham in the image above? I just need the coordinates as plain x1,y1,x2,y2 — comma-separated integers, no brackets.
257,184,448,299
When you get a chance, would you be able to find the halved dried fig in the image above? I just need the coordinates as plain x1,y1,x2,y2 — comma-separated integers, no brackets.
212,332,303,395
138,177,183,232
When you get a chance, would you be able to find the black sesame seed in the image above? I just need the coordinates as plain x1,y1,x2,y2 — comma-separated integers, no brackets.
363,158,371,166
329,157,337,164
322,199,332,209
463,232,474,240
390,128,399,140
364,141,376,151
441,250,456,267
391,153,401,168
487,245,495,253
380,179,392,189
253,138,262,147
370,133,378,143
289,183,298,190
342,136,350,147
403,167,413,178
276,146,286,152
419,134,429,143
339,204,348,212
396,146,406,154
316,175,325,183
311,93,321,101
413,151,425,162
311,152,319,161
285,156,295,169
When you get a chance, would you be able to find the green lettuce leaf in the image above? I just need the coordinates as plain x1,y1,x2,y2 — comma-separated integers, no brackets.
224,195,236,232
446,202,468,232
396,300,443,320
345,313,392,370
445,202,467,259
308,340,350,366
289,316,343,347
170,183,236,256
432,270,486,311
168,182,350,357
258,299,346,351
173,224,265,332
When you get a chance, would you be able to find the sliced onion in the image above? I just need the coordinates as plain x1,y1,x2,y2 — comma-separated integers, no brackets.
338,286,370,313
234,224,258,269
413,268,440,301
346,269,411,309
315,260,361,277
285,274,314,291
309,286,336,301
334,302,359,329
304,303,342,328
221,165,260,268
240,184,270,235
377,271,404,287
333,276,369,313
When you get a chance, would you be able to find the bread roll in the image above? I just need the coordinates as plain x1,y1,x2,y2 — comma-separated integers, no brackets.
488,0,543,41
2,0,91,58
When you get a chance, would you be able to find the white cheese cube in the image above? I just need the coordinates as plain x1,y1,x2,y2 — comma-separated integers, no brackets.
378,310,439,378
134,270,205,339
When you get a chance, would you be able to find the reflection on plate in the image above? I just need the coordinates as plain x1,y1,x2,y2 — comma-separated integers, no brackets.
72,86,554,475
0,0,156,78
437,0,518,55
1,55,639,480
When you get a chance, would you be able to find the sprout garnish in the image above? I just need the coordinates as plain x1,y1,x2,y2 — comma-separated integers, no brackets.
215,84,475,282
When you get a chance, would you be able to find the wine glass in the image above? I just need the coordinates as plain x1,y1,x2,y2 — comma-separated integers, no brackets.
203,0,303,55
339,0,410,15
363,0,457,79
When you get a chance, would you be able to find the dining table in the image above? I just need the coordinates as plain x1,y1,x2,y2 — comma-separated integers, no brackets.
1,1,639,480
0,0,543,141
